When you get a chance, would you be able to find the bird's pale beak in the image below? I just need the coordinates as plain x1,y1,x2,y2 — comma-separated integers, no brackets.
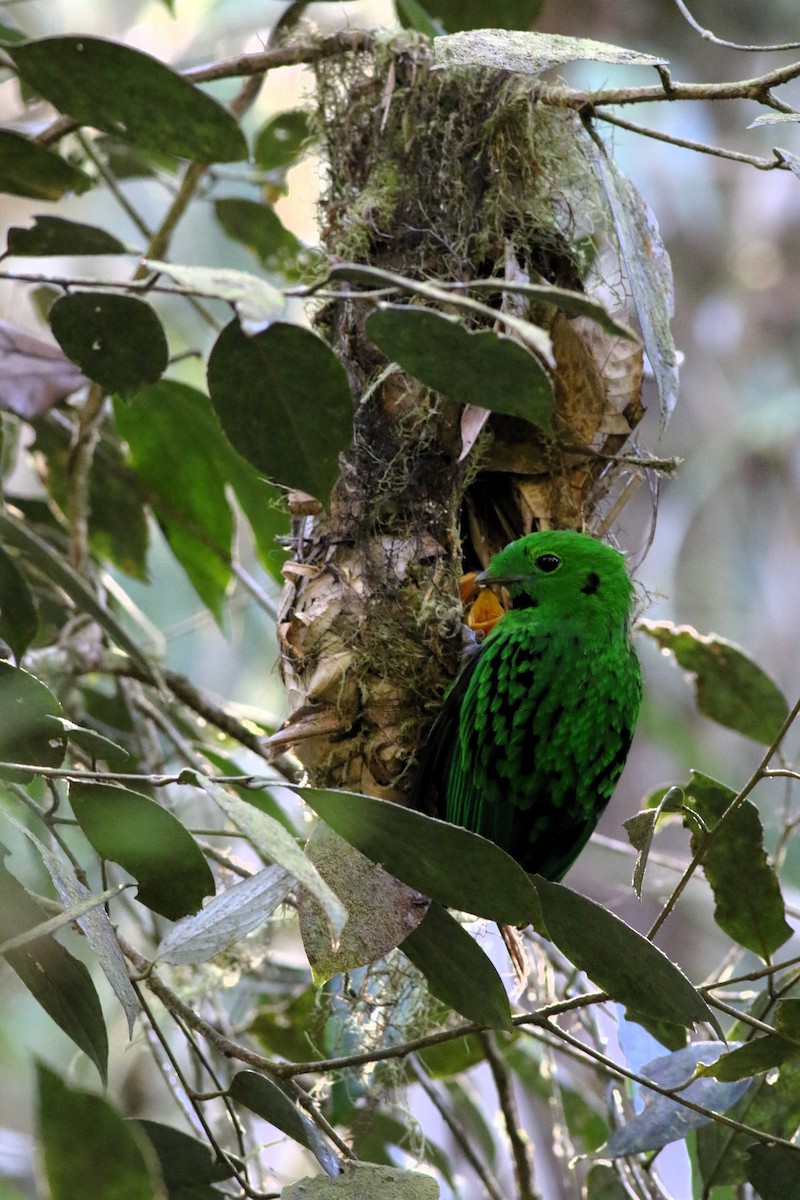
474,570,526,587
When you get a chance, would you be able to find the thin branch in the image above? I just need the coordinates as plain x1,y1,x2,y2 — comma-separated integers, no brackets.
67,381,106,573
478,1032,539,1200
595,108,789,171
408,1058,508,1200
672,0,800,52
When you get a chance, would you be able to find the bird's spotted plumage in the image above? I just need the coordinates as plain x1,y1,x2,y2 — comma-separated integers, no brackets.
413,530,642,879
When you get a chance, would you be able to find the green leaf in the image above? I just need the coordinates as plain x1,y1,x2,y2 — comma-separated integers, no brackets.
458,279,637,340
0,542,38,660
214,198,304,275
133,1120,239,1187
419,1034,485,1078
639,620,789,744
145,260,285,331
0,129,92,199
589,154,679,427
433,30,667,72
6,215,128,256
299,822,427,983
55,718,129,767
0,508,158,679
297,787,542,927
253,110,311,172
36,1065,164,1200
366,305,554,432
248,985,319,1062
228,1071,339,1175
603,1043,750,1157
684,772,791,959
402,901,513,1030
698,1032,800,1083
49,292,168,397
395,0,444,37
70,781,215,920
281,1162,439,1199
533,877,722,1035
0,661,66,780
156,864,292,965
624,786,684,898
115,382,234,621
584,1165,630,1200
0,854,108,1081
207,319,353,504
10,36,247,163
696,1060,800,1188
746,1144,800,1199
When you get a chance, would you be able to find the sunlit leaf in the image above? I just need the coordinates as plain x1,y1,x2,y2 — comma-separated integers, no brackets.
298,787,542,927
156,865,292,965
0,852,108,1082
146,260,285,331
253,110,312,172
36,1065,164,1200
229,1071,339,1175
366,305,554,433
402,901,513,1030
0,129,92,199
49,292,168,397
6,215,128,257
433,30,666,73
534,877,722,1035
207,319,353,504
603,1043,750,1156
70,781,215,920
684,772,791,959
639,620,789,744
10,36,246,162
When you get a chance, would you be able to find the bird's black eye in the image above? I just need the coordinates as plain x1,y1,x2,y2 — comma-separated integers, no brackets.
535,553,561,573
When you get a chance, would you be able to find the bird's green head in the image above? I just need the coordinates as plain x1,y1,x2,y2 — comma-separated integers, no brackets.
476,530,635,628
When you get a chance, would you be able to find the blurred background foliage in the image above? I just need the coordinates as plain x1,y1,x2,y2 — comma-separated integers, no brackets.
1,1,800,1198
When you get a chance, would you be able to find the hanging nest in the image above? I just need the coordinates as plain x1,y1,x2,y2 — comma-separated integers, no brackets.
273,34,645,797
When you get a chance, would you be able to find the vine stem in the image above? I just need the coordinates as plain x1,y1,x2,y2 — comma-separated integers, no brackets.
478,1031,539,1200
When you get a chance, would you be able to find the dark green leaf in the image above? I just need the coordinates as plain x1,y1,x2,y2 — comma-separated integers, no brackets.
248,985,319,1062
253,110,311,171
156,864,292,965
70,781,215,920
0,18,26,44
0,129,91,199
433,30,666,71
0,661,66,779
298,787,542,926
533,877,721,1035
589,154,678,426
419,1034,485,1078
406,0,543,33
697,1060,800,1188
0,542,38,660
0,509,157,678
684,772,791,959
214,198,303,275
699,1034,800,1083
228,1071,339,1175
639,620,789,744
10,37,247,163
366,305,554,433
55,718,129,766
115,382,234,620
133,1120,239,1186
624,1008,687,1052
746,1144,800,1199
49,292,168,396
36,1065,164,1200
6,215,128,257
207,319,353,504
402,901,513,1030
584,1165,630,1200
603,1043,750,1157
0,855,108,1081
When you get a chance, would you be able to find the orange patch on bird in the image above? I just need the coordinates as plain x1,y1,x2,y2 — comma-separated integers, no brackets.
466,585,506,637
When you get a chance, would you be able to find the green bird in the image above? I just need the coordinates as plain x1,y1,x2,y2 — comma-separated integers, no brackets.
413,530,642,879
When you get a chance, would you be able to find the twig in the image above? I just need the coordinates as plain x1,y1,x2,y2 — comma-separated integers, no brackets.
478,1031,539,1200
408,1059,508,1200
595,108,789,171
672,0,800,52
67,381,106,574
